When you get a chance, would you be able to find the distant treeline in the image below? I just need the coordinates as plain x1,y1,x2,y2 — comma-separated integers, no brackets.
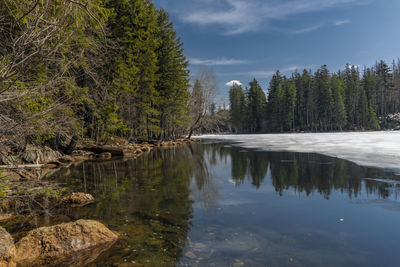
229,60,400,133
0,0,190,145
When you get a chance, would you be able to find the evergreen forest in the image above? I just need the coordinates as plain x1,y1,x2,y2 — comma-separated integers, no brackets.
229,61,400,133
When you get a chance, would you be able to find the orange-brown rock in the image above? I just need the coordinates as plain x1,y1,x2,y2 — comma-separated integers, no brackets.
15,220,118,266
0,214,13,222
60,193,95,207
0,226,16,267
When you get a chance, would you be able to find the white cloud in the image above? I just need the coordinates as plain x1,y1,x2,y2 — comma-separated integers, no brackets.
226,80,243,87
190,58,250,66
335,19,351,26
177,0,367,35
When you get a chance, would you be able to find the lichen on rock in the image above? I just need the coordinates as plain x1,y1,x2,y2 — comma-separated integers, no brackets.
0,226,16,267
15,219,118,266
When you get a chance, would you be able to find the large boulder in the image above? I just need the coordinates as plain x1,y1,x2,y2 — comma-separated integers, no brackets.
22,146,62,164
0,226,16,267
15,220,118,266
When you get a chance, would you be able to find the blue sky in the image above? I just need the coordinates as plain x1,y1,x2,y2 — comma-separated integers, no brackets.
153,0,400,104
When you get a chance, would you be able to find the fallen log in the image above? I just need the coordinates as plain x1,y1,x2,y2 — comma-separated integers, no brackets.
0,164,44,169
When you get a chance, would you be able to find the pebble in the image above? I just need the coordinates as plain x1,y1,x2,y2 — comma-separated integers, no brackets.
185,251,196,259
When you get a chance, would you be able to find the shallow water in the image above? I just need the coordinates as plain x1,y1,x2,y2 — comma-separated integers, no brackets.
46,142,400,266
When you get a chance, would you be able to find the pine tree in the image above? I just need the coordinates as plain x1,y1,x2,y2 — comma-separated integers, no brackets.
155,8,190,140
375,60,392,116
330,74,347,130
246,79,267,132
229,84,245,133
266,71,283,131
344,65,360,128
106,0,160,140
284,78,297,131
315,65,333,130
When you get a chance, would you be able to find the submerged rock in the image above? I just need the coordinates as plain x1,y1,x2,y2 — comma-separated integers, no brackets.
60,193,95,207
15,219,118,266
0,226,16,267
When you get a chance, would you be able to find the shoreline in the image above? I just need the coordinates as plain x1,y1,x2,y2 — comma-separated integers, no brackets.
198,131,400,173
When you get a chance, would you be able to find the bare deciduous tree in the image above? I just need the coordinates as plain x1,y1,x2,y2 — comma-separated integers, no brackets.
187,67,219,138
0,0,106,152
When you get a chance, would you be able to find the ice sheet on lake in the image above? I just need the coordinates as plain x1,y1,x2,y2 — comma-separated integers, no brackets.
198,131,400,172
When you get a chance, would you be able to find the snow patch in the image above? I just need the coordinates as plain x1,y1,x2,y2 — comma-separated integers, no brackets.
198,131,400,172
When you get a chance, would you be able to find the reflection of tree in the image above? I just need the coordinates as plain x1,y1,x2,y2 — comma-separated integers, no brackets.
248,152,269,188
51,147,197,266
208,144,399,199
231,149,248,186
190,144,220,212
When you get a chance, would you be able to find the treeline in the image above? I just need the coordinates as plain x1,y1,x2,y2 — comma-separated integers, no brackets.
230,60,400,132
0,0,190,145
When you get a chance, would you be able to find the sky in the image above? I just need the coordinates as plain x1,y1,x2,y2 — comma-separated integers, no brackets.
152,0,400,104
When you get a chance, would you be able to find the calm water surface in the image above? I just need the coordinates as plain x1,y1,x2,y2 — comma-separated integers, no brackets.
48,142,400,266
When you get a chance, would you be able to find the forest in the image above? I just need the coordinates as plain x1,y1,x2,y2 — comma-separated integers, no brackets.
229,61,400,133
2,0,400,149
0,0,201,149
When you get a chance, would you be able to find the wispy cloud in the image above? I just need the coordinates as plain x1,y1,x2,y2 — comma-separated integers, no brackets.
292,24,323,34
334,19,351,26
218,65,315,77
190,58,250,66
175,0,367,35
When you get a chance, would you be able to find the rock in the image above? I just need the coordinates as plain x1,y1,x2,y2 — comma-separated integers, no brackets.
22,146,62,164
15,220,118,266
140,145,152,152
71,150,96,157
97,152,112,159
185,251,196,259
22,146,43,164
0,226,16,267
81,145,125,157
60,193,95,207
41,147,62,162
0,155,18,166
104,137,129,146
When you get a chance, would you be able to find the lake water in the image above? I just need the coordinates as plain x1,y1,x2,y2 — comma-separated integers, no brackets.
48,142,400,266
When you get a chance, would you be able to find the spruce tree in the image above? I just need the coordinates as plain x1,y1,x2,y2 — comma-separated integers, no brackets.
106,0,160,140
229,84,245,133
246,79,267,132
155,8,190,140
330,74,347,130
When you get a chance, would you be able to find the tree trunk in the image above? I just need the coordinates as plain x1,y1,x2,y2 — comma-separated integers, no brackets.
64,136,78,155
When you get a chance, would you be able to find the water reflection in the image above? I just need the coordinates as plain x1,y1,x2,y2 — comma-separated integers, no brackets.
40,142,400,266
203,142,400,200
51,147,198,266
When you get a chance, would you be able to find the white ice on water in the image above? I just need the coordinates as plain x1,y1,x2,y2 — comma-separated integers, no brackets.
199,131,400,172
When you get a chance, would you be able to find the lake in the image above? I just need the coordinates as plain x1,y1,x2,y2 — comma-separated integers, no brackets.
47,141,400,266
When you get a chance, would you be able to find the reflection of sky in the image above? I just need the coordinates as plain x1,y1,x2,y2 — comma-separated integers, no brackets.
183,146,400,266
